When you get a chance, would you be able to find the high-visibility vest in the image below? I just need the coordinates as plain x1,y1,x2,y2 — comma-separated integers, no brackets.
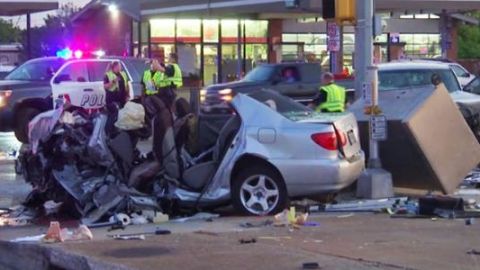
316,83,346,113
143,70,166,95
105,71,128,92
165,63,183,88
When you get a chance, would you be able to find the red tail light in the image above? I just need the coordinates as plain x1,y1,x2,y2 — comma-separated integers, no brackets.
311,132,346,151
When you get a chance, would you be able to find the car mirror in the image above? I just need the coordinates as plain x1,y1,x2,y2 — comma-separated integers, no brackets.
53,74,71,84
463,73,472,78
464,86,472,92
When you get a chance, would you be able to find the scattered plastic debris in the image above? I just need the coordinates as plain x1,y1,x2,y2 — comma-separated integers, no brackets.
43,200,63,215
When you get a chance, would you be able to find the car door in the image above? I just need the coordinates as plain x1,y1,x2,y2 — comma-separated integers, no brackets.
450,64,474,87
90,60,135,99
51,61,105,109
272,66,309,101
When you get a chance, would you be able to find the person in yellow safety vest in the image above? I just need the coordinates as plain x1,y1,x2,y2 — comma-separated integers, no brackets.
164,53,183,89
141,59,167,97
310,72,346,113
104,61,130,108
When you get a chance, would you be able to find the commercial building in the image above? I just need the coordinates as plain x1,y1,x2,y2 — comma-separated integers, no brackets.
73,0,480,85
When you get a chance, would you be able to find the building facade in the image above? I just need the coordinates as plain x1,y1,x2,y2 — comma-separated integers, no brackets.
72,0,479,86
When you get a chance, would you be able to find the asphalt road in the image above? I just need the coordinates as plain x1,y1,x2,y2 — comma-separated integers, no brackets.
0,132,30,209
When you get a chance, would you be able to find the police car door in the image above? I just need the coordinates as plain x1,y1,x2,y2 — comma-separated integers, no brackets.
88,60,134,102
51,60,105,109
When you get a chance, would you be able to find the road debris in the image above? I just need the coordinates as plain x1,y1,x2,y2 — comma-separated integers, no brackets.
172,212,220,223
239,238,257,244
310,197,409,213
467,249,480,256
302,262,320,269
240,220,273,228
107,229,171,239
113,235,146,241
194,230,219,236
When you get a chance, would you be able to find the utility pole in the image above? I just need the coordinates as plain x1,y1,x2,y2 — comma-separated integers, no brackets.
355,0,394,199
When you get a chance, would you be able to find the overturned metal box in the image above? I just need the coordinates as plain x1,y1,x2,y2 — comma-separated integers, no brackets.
350,85,480,194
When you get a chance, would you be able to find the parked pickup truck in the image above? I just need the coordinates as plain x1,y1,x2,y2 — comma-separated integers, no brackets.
201,63,324,113
0,56,147,143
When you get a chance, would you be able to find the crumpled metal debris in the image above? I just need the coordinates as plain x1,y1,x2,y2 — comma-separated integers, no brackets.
21,105,160,224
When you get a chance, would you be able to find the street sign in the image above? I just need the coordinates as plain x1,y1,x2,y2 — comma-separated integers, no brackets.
370,115,387,141
362,82,372,107
390,32,400,44
327,22,340,52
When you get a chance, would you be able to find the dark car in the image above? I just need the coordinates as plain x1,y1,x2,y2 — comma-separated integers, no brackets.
0,56,148,143
201,63,323,113
0,57,65,142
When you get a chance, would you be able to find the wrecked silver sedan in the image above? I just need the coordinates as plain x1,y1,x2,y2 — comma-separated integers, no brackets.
20,89,365,219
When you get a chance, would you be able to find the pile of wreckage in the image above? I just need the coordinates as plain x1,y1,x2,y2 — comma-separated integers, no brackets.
15,96,201,226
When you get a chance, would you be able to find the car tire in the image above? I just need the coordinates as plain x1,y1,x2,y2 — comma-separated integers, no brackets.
231,165,288,216
14,108,41,143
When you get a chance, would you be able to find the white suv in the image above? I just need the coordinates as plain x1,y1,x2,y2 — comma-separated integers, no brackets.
378,61,480,138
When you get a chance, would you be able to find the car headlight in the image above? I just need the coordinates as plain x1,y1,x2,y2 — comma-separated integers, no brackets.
219,88,233,102
219,88,232,95
0,90,12,108
200,89,206,102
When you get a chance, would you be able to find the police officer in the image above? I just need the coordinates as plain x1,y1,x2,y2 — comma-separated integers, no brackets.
165,53,183,89
310,72,346,113
141,59,165,98
104,61,129,108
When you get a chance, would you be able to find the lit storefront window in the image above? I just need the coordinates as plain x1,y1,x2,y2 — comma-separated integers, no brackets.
150,19,175,42
203,20,219,43
400,34,441,58
177,19,201,43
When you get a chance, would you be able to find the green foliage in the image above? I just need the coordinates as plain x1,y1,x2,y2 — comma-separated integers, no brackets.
458,24,480,59
22,3,78,58
0,18,21,43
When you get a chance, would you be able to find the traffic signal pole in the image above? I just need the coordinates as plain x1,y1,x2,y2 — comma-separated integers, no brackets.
354,0,394,199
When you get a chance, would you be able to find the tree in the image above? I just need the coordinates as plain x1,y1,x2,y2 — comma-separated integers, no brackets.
23,3,79,58
458,12,480,59
0,18,21,43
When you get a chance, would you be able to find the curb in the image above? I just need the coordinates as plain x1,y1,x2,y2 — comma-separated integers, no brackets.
0,241,133,270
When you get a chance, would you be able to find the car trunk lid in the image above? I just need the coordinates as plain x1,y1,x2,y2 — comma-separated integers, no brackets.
290,112,361,159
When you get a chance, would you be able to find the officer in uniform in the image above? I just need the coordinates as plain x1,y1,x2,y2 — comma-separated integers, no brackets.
141,59,166,98
310,72,346,113
164,53,183,89
104,61,129,108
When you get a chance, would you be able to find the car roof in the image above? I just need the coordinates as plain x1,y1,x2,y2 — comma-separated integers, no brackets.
378,61,452,71
23,56,148,64
260,62,320,67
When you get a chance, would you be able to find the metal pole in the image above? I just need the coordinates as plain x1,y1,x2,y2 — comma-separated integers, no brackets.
237,20,242,80
356,0,393,199
367,65,381,168
354,0,373,100
26,13,31,59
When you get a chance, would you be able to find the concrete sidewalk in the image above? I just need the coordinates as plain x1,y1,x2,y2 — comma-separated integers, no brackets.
1,213,480,270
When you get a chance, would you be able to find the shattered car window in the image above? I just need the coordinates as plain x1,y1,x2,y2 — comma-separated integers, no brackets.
247,90,313,118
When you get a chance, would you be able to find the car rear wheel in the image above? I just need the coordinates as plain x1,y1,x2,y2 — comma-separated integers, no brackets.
14,108,41,143
232,165,287,216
